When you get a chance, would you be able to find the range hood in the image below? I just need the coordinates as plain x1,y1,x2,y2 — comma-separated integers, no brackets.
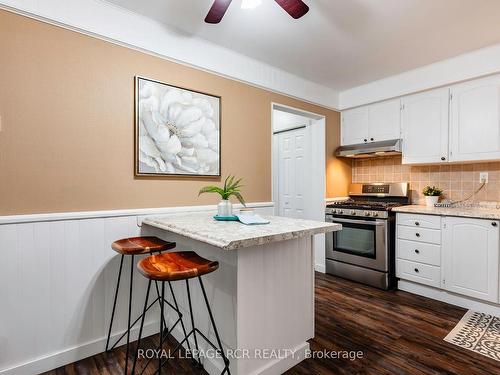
335,139,402,159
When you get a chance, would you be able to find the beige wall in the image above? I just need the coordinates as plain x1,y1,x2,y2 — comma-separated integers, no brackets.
0,10,349,215
352,156,500,204
326,116,351,198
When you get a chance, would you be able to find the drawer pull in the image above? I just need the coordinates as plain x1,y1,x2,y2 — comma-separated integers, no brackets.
492,222,498,227
414,268,419,273
415,233,420,237
414,249,420,254
415,221,420,226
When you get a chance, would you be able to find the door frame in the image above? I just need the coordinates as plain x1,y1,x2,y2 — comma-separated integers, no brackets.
271,103,326,272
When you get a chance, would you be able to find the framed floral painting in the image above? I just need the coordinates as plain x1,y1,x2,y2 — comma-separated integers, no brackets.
135,76,221,177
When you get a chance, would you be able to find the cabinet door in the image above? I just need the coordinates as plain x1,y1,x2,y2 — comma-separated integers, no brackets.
450,74,500,162
401,88,449,164
442,217,499,303
368,99,401,142
341,107,369,145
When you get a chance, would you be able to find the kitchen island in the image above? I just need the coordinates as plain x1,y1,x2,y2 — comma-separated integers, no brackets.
142,213,341,375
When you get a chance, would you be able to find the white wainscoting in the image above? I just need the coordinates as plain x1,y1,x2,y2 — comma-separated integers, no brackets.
0,202,273,375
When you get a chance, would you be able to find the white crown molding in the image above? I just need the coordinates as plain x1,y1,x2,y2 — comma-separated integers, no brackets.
339,42,500,109
0,0,339,110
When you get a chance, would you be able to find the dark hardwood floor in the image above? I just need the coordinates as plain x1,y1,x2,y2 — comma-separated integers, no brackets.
42,273,500,375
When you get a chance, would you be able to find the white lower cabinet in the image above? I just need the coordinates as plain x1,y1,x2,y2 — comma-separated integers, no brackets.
396,213,500,304
442,217,499,303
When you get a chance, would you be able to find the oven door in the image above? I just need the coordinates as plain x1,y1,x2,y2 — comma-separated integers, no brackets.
326,215,388,272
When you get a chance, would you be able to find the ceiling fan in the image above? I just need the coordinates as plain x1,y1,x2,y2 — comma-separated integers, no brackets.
205,0,309,24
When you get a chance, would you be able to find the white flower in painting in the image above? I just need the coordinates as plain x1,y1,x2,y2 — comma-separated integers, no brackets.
138,81,219,174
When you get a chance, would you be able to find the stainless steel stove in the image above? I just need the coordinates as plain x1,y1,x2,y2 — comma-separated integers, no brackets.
325,183,409,289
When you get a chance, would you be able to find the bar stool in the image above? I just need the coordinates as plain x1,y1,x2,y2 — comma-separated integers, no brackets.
106,236,179,374
132,251,231,375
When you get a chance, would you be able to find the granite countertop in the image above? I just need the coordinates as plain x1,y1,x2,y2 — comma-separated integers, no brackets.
393,205,500,220
143,213,341,250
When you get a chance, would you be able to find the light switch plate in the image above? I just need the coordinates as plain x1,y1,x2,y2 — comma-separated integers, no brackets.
480,172,489,184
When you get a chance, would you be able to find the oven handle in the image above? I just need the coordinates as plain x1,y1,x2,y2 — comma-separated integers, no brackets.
327,216,385,226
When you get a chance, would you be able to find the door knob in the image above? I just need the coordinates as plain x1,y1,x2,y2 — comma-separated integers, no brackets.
370,138,374,141
414,249,420,254
492,222,498,227
364,139,368,142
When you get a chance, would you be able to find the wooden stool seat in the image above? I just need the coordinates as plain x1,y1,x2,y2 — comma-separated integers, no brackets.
111,236,175,255
138,251,219,281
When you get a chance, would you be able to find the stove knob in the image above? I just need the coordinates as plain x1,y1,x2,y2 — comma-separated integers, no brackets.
332,209,337,214
351,210,357,215
338,210,343,214
372,212,379,217
364,212,371,217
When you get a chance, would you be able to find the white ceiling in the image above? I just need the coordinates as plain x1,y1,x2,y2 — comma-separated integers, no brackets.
105,0,500,91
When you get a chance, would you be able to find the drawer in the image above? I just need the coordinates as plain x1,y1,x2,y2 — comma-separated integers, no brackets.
396,259,441,288
397,225,441,244
397,213,441,229
397,239,441,266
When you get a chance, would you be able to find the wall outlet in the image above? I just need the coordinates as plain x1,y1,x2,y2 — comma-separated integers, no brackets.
480,172,489,184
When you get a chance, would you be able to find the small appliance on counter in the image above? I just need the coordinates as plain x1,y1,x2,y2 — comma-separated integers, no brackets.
325,183,409,290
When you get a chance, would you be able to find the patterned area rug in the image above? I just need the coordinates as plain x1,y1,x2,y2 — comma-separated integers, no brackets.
444,310,500,362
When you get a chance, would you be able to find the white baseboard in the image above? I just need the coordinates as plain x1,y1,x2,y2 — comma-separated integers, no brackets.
256,342,310,375
0,321,158,375
314,263,326,273
398,280,500,317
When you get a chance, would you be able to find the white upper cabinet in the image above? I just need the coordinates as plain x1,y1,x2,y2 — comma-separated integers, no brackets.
401,88,449,164
450,74,500,162
368,99,401,142
341,99,401,146
442,217,499,303
341,107,369,145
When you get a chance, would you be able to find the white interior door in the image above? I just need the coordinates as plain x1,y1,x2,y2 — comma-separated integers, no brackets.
276,127,309,219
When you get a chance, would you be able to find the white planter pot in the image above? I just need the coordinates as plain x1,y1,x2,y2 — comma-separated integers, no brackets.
424,196,439,207
217,199,233,217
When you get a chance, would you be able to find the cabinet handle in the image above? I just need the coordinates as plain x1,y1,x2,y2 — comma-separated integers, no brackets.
364,139,368,142
414,268,419,273
415,233,420,237
415,221,420,226
492,222,498,227
414,249,420,254
441,156,446,161
370,138,374,141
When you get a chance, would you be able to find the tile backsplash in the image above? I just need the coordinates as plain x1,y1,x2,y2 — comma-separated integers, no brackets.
352,156,500,204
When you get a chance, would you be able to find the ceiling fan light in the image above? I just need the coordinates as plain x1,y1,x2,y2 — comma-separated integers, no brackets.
241,0,262,10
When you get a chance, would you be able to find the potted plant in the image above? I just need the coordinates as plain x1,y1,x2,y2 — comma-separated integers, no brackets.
199,175,246,217
422,185,442,207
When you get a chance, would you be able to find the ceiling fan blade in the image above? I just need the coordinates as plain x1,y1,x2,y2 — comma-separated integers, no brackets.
274,0,309,19
205,0,233,23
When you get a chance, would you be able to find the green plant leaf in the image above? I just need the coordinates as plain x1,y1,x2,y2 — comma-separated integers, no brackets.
231,191,246,206
223,175,231,191
199,175,246,204
198,186,225,197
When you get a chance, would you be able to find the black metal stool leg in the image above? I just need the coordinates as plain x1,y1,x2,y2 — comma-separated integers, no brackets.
159,281,165,375
106,254,124,352
168,281,192,353
124,255,134,375
151,251,168,335
198,276,231,375
186,279,200,364
132,279,152,375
